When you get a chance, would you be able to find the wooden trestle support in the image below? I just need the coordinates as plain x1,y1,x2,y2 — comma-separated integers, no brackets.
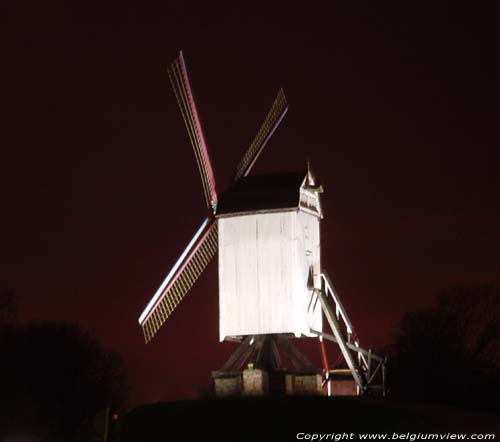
212,271,387,397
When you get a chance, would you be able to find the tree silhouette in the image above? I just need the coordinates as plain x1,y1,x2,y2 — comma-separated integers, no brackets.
388,285,500,411
0,321,130,441
0,286,17,324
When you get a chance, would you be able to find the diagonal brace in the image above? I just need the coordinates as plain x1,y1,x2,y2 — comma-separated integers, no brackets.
315,288,366,390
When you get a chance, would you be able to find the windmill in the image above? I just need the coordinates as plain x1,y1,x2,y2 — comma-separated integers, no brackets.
138,51,386,396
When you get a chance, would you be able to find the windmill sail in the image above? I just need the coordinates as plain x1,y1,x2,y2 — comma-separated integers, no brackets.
168,51,218,210
234,88,288,181
138,218,218,343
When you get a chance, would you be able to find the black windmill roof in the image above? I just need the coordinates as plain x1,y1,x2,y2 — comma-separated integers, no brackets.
216,170,307,217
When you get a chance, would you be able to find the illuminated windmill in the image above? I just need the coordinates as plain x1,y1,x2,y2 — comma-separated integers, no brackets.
138,51,386,396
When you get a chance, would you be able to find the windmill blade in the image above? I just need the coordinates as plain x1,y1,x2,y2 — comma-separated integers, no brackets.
138,218,218,343
167,51,218,210
234,88,288,181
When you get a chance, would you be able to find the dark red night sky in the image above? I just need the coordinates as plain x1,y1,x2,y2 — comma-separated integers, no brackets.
2,3,499,406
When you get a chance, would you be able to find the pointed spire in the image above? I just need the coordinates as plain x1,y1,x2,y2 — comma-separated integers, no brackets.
306,158,315,186
306,159,324,193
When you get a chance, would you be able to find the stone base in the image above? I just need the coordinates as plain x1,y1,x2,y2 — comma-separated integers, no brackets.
285,373,324,396
213,369,325,397
242,366,269,396
213,373,242,397
330,379,358,396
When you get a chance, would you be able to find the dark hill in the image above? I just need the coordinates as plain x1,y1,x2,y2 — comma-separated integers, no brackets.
120,396,499,441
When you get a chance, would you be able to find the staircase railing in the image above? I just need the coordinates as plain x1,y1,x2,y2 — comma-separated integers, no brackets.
310,271,387,395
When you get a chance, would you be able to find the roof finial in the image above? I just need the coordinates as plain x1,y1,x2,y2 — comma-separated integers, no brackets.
306,158,315,186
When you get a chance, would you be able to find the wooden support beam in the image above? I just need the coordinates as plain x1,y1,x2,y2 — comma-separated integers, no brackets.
367,358,383,385
310,329,384,363
220,336,254,372
277,335,315,372
270,337,283,370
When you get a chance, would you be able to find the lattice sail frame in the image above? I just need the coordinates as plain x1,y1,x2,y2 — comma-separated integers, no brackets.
138,51,288,343
235,88,288,181
167,51,217,209
140,221,218,343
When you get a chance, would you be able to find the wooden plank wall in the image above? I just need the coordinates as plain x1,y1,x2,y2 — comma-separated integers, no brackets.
218,209,322,340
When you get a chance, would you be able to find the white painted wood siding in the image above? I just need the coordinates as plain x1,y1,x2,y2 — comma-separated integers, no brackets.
218,209,322,341
296,210,323,334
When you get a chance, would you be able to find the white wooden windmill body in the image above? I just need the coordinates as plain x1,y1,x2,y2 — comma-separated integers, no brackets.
217,171,323,340
138,51,386,396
